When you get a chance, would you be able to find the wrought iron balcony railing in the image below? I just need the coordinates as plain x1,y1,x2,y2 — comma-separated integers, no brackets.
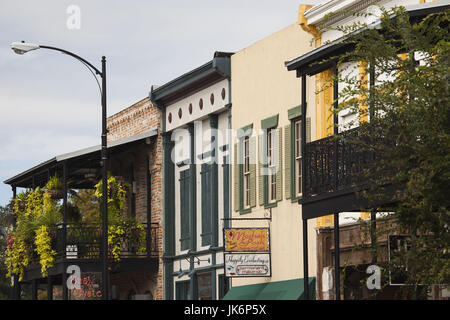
304,128,375,198
53,222,159,260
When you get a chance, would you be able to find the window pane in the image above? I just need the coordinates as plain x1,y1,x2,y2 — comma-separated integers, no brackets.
245,174,250,207
244,138,250,173
295,121,301,158
176,281,190,300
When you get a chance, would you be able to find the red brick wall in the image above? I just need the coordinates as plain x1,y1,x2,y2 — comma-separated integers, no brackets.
106,98,164,300
107,97,159,142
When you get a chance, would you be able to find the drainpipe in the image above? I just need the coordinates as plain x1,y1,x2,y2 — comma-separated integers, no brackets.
298,4,321,47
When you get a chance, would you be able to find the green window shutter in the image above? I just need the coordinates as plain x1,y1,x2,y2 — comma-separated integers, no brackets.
179,169,190,251
284,124,291,199
276,127,283,201
306,117,311,143
249,136,256,207
258,133,265,206
233,143,240,212
201,164,212,246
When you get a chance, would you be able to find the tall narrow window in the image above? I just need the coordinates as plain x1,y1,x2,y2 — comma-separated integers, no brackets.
197,271,213,300
201,163,212,246
294,120,302,197
243,136,250,208
267,129,276,202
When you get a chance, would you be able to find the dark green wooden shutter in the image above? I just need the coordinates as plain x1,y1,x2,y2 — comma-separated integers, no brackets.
223,156,230,226
179,169,190,251
284,124,291,199
201,163,212,246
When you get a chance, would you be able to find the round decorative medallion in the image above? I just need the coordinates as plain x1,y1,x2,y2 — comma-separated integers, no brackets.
189,103,193,114
168,112,172,123
210,93,214,105
178,108,182,119
199,98,203,110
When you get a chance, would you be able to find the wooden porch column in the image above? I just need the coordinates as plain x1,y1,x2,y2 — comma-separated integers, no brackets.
301,74,309,300
334,212,340,300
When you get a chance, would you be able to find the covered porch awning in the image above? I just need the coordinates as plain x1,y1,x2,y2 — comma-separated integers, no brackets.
222,278,315,300
4,127,158,189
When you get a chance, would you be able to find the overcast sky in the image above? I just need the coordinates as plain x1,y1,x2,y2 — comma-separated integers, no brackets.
0,0,322,206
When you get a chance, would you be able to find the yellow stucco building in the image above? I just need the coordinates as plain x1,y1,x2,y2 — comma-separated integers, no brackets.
224,21,318,299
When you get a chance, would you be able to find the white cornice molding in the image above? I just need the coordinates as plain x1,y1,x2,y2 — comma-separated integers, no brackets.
305,0,378,26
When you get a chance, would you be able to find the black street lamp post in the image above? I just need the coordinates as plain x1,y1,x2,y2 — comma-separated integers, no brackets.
10,41,109,300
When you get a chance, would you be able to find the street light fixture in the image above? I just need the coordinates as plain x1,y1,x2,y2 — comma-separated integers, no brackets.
10,41,110,300
10,42,40,54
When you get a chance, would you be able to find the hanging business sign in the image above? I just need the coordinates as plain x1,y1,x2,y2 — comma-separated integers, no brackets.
224,253,271,277
224,228,270,252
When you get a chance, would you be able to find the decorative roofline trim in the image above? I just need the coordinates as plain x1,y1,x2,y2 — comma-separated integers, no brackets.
305,0,377,27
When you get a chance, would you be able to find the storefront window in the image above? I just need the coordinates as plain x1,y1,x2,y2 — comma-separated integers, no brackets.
197,272,212,300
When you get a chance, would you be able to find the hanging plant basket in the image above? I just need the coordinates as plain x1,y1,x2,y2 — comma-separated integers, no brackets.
45,189,64,200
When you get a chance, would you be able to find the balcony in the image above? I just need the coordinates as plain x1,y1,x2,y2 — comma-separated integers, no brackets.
304,128,373,197
22,222,160,281
301,128,381,219
55,222,159,260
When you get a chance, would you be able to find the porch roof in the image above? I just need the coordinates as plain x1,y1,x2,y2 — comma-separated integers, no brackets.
4,127,158,188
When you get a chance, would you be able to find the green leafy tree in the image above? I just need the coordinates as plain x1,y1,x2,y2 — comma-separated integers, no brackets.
321,6,449,298
70,189,99,223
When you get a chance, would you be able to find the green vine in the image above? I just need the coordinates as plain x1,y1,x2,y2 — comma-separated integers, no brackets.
5,173,146,280
5,183,62,280
95,174,146,261
34,225,56,277
108,224,125,261
5,234,31,281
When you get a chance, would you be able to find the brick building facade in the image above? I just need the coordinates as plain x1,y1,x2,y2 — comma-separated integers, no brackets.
106,97,164,300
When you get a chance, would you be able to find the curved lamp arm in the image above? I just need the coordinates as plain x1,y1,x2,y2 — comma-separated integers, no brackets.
11,42,102,76
39,45,103,76
11,42,103,95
